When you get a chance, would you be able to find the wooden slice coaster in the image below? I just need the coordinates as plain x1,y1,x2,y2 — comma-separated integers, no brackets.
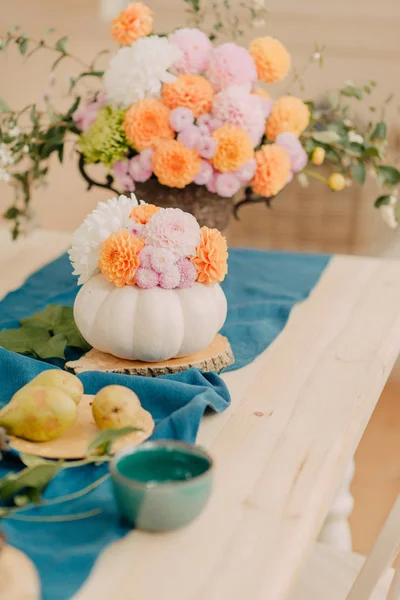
66,334,234,377
9,395,154,460
0,544,40,600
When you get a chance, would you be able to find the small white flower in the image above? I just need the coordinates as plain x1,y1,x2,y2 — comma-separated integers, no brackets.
23,144,30,153
9,126,21,137
348,131,364,144
68,193,144,284
104,36,182,108
0,143,13,166
0,167,11,183
380,196,398,230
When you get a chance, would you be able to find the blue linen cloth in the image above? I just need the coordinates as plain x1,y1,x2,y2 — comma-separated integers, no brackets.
0,248,330,599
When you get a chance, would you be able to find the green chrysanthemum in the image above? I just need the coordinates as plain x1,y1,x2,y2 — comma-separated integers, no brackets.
78,106,128,167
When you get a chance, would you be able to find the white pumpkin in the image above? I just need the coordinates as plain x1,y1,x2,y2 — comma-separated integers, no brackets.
73,273,227,362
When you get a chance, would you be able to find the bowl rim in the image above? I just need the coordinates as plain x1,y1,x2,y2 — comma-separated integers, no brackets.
110,439,213,489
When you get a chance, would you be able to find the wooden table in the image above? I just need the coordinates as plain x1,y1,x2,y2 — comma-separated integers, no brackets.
2,228,400,600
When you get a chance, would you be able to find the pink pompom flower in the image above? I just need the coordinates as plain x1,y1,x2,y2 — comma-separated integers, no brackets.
169,107,195,132
139,245,153,268
206,43,257,92
215,172,242,197
177,258,197,288
135,267,159,289
128,155,152,182
159,264,181,289
72,90,107,132
276,133,308,173
234,158,257,183
194,160,214,185
177,125,202,149
196,113,211,130
206,175,218,194
138,148,154,171
148,246,179,273
168,28,213,75
196,136,217,159
112,160,135,192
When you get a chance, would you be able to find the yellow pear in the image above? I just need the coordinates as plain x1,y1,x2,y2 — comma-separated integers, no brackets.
92,385,143,430
0,386,77,442
27,370,83,406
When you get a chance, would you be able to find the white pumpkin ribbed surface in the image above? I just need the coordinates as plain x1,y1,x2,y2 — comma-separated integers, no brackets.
73,273,227,361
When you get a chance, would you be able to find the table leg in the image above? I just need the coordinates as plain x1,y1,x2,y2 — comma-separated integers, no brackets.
318,458,355,551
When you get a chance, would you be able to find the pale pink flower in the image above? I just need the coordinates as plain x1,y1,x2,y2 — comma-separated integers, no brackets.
206,43,257,92
215,172,242,197
212,85,266,146
234,158,257,183
168,28,213,75
138,149,154,171
169,107,195,132
130,221,143,236
196,114,212,131
194,160,214,185
112,160,135,192
159,264,181,289
177,258,197,288
144,207,201,256
208,117,223,132
139,245,153,268
128,155,152,182
72,90,106,132
196,136,217,159
177,125,201,149
206,176,218,194
276,133,308,173
135,267,159,289
148,246,179,273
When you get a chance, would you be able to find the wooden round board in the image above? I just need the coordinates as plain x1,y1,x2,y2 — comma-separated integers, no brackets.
0,544,40,600
9,395,154,460
66,333,234,377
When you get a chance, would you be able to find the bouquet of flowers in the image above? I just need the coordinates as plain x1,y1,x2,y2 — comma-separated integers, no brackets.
1,1,399,237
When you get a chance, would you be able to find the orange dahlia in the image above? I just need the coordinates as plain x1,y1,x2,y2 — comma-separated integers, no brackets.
162,75,214,118
124,99,174,152
211,124,254,173
111,2,153,46
99,230,144,287
265,96,310,141
152,140,201,188
249,37,291,84
251,144,291,198
130,204,160,224
192,227,228,285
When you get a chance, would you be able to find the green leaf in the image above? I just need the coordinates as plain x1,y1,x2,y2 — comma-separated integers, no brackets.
88,427,143,456
0,462,63,502
54,36,67,53
18,37,28,55
0,97,10,113
8,25,20,34
29,104,38,125
371,121,387,140
0,326,50,355
374,195,393,208
20,304,65,330
363,146,381,159
33,333,67,360
376,166,400,187
57,144,64,163
3,207,20,220
341,85,364,100
51,53,66,71
20,453,52,468
54,321,91,351
351,162,366,185
43,27,55,36
312,131,341,144
66,97,80,116
347,142,364,154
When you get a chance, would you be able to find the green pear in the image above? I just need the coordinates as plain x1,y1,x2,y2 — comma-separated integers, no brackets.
0,386,77,442
92,385,142,430
26,370,83,406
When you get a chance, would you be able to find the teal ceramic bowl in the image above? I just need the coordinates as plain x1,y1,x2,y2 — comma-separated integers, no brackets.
110,440,213,532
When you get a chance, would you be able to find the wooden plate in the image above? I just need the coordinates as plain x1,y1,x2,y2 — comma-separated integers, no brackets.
0,544,40,600
9,395,155,460
66,334,234,377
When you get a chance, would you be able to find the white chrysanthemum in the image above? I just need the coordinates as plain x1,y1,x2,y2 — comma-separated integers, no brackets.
68,193,144,284
104,36,183,109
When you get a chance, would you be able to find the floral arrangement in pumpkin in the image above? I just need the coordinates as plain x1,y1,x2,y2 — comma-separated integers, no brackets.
69,193,228,289
1,1,399,238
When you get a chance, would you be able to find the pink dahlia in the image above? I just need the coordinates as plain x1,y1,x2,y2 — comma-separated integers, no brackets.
234,158,257,183
194,160,214,185
128,155,152,182
177,258,197,288
212,85,267,146
144,207,201,256
159,264,181,289
112,160,135,192
169,107,195,132
276,133,308,173
148,246,178,273
206,43,257,92
168,28,213,75
135,267,159,289
215,172,242,197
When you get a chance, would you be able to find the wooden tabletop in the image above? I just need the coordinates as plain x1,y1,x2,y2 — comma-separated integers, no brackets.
2,228,400,600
